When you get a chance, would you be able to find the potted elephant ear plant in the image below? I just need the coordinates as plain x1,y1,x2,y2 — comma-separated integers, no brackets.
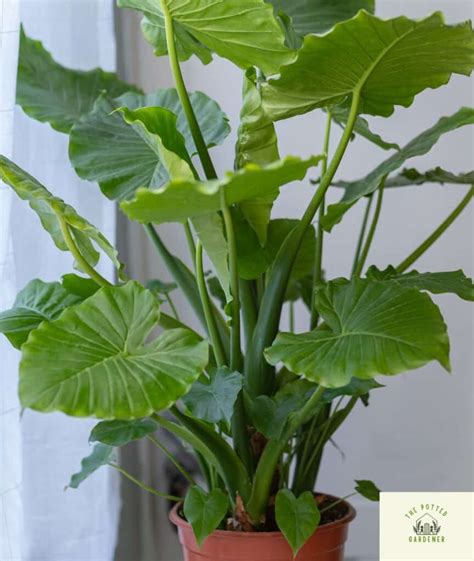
1,0,473,559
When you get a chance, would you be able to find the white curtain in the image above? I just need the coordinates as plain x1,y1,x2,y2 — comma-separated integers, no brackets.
1,1,120,560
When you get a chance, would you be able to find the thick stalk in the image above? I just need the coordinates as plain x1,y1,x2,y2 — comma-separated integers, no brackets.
310,112,333,328
58,217,112,287
245,90,361,398
246,386,327,522
351,195,374,276
184,221,197,267
220,190,254,475
396,186,473,273
108,463,181,501
239,279,257,350
196,241,226,367
162,3,217,180
354,176,386,276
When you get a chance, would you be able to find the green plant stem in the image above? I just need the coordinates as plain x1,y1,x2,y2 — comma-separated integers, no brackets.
184,221,197,267
310,111,332,328
354,176,386,276
239,279,257,350
58,217,112,287
196,240,226,367
165,293,180,320
351,195,374,276
108,463,181,501
245,89,361,398
396,186,474,273
289,301,295,332
320,492,357,514
247,386,327,523
162,3,217,180
146,434,196,485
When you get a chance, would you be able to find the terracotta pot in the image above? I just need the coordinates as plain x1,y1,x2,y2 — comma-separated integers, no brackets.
169,497,356,561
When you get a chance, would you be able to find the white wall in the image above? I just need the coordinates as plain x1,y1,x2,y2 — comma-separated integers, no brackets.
119,1,473,557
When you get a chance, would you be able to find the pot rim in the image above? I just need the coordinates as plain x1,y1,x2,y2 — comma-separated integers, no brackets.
169,493,356,538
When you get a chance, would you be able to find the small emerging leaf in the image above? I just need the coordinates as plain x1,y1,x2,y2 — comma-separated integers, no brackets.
183,486,229,546
61,274,100,298
68,444,116,489
90,418,159,447
275,489,320,555
355,480,380,502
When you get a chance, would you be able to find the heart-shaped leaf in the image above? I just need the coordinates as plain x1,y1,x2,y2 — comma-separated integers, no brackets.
0,279,82,349
69,88,230,201
20,281,208,418
118,0,294,76
183,367,243,424
0,155,122,274
275,489,321,555
355,479,380,502
17,28,139,133
263,12,474,121
61,274,101,298
266,278,450,388
366,266,474,302
183,486,229,546
268,0,374,36
324,108,474,229
68,444,116,489
121,156,321,226
90,418,159,446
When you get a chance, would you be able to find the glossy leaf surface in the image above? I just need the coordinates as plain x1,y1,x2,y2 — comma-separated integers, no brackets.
20,282,208,418
263,12,474,121
118,0,294,76
266,278,450,388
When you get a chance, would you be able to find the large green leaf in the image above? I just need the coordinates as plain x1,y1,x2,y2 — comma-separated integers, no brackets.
17,28,139,133
68,444,116,489
265,278,450,388
0,280,82,349
69,89,229,201
183,486,229,546
121,156,320,226
118,0,294,76
275,489,320,555
90,418,159,446
182,367,243,424
323,108,474,230
262,12,474,121
235,69,280,243
20,282,208,418
0,156,122,273
367,266,474,302
268,0,375,36
384,167,474,188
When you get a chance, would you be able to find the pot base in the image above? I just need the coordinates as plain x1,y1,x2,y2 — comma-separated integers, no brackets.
169,496,356,561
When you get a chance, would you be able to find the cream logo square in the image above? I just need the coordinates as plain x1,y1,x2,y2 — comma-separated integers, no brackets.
380,493,473,560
